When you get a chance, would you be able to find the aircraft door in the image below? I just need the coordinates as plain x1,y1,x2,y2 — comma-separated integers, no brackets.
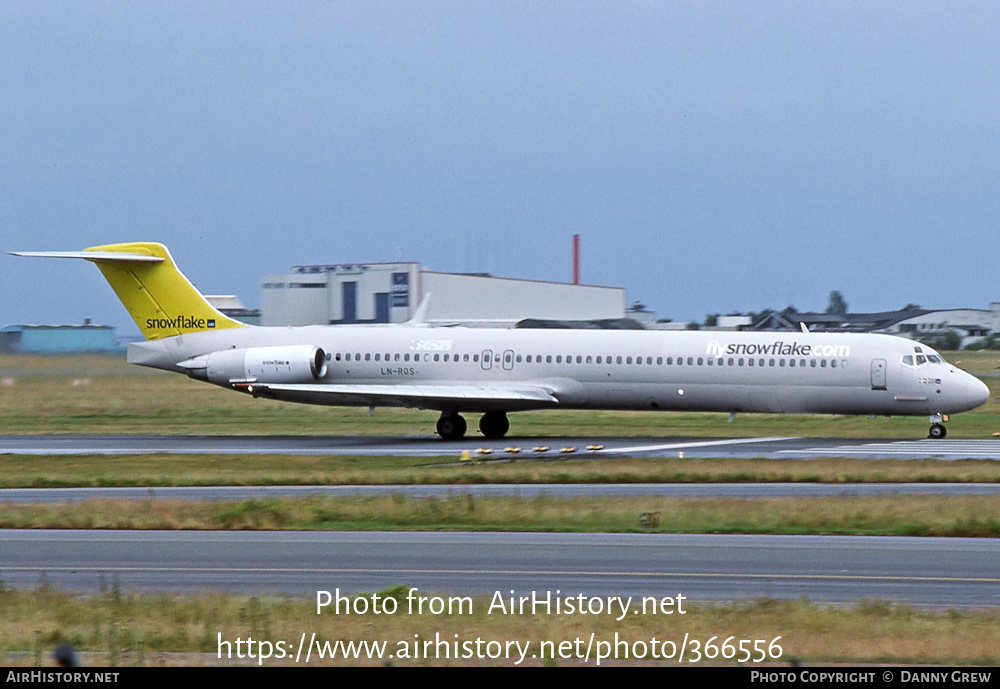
871,359,887,390
503,350,515,371
481,350,493,371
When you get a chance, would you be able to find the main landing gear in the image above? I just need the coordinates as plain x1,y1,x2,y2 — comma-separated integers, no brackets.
928,414,948,439
436,413,467,441
435,411,510,440
479,411,510,440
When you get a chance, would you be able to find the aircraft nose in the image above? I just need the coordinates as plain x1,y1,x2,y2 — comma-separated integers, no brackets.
970,376,990,409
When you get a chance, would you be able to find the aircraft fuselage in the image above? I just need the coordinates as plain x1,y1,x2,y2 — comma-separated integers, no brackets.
128,325,989,421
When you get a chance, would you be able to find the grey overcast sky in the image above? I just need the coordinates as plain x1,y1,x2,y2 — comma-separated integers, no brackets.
2,2,998,335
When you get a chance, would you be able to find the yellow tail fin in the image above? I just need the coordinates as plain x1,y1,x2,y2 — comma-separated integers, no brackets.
83,242,246,340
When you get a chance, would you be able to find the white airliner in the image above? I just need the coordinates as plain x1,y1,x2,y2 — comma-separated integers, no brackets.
12,242,991,440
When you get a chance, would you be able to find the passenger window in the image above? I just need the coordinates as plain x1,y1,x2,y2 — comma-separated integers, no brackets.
365,353,371,361
556,356,563,363
657,357,663,365
687,357,694,365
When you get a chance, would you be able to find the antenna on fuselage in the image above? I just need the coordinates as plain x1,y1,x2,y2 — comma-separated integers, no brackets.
800,322,810,334
404,293,432,327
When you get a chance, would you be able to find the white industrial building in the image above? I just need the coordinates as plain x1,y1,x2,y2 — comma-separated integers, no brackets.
752,303,1000,348
261,262,626,327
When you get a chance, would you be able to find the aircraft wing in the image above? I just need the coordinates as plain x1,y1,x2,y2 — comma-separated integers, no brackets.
251,382,560,412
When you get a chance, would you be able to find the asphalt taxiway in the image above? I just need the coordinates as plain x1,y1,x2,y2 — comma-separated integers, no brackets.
1,530,997,608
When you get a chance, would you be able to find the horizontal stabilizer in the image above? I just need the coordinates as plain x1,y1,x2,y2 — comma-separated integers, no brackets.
8,250,164,263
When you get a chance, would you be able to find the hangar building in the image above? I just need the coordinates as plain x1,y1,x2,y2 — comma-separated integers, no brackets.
0,323,118,353
261,262,626,327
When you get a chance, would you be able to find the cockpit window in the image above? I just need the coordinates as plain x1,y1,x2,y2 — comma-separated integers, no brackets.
927,355,943,363
902,355,914,366
916,355,927,365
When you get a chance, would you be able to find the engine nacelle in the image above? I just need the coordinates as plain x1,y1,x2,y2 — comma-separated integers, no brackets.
198,345,328,385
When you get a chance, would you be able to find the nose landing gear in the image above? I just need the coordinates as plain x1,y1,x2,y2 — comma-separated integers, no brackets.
928,413,948,439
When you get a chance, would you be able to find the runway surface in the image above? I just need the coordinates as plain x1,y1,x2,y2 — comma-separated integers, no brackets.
4,434,1000,459
1,530,997,608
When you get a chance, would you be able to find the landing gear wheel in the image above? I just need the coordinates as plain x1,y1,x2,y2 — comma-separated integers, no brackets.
436,413,467,441
928,423,947,439
479,411,510,439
